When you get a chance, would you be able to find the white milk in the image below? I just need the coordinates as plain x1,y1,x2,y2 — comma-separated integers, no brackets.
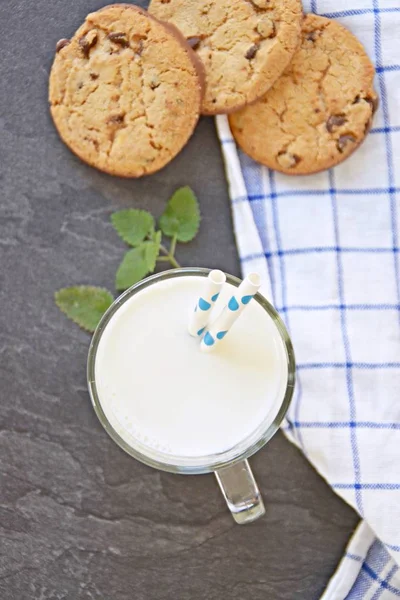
94,275,288,459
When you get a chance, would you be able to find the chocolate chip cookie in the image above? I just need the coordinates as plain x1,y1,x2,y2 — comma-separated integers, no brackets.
49,4,204,177
149,0,303,115
229,14,378,175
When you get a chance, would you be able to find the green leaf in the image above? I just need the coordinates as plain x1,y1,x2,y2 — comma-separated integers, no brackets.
111,209,155,247
55,286,114,333
146,230,162,272
159,186,200,242
115,232,161,290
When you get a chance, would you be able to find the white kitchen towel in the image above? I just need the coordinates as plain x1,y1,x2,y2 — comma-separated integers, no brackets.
215,1,400,597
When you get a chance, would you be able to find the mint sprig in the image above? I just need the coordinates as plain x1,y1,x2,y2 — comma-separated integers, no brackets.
159,186,200,242
55,287,114,333
115,232,161,290
111,209,155,246
55,187,200,332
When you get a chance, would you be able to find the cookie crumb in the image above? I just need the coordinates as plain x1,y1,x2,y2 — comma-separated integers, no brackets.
256,18,276,38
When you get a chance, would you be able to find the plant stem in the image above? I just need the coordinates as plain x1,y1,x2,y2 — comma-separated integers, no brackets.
159,243,170,257
169,255,181,269
169,234,178,259
159,242,181,269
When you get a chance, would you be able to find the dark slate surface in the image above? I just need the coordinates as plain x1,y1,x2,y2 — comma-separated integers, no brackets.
0,1,358,598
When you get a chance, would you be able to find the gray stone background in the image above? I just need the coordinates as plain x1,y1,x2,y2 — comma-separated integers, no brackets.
0,1,358,598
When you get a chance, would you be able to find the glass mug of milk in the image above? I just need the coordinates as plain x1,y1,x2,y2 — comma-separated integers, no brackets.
87,268,295,524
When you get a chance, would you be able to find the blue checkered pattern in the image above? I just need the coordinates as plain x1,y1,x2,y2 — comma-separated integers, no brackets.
216,1,400,597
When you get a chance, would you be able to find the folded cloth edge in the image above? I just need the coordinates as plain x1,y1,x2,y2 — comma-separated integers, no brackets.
214,113,387,599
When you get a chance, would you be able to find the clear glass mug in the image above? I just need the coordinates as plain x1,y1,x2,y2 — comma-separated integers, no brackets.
87,268,296,524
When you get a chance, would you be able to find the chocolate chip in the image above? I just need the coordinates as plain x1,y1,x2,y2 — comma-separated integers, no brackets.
90,72,99,80
131,35,145,56
79,31,98,58
245,44,260,60
150,76,160,90
187,36,201,50
326,115,347,133
56,38,70,53
306,31,318,42
277,152,301,169
337,135,356,153
362,99,378,132
107,114,125,125
136,40,144,55
353,95,379,114
251,0,273,8
353,95,379,133
366,95,379,114
79,39,90,58
108,32,129,47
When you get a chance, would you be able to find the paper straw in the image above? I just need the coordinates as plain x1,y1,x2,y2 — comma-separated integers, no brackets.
200,272,261,352
188,270,226,337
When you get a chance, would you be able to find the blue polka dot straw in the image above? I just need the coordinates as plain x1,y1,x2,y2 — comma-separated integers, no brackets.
188,270,226,337
200,273,261,352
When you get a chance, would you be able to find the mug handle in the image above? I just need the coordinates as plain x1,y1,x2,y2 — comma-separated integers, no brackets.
215,459,265,524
